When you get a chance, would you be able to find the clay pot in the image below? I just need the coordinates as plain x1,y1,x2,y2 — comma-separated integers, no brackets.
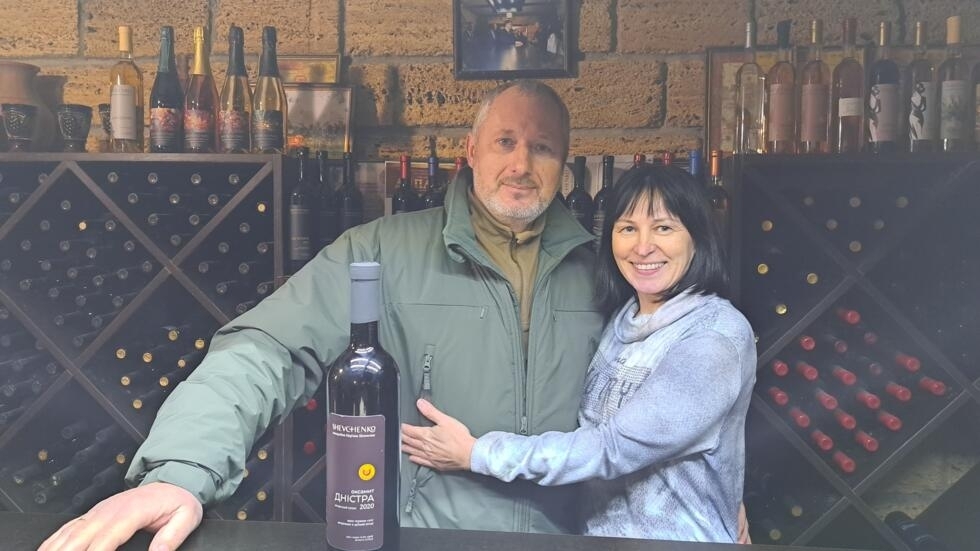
0,60,56,151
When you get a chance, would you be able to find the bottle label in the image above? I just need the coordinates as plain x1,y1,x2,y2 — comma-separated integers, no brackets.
940,80,970,140
289,206,313,262
800,83,829,142
868,83,900,142
218,110,251,152
109,85,138,140
838,97,863,118
768,83,794,141
183,109,215,152
326,413,386,551
252,110,284,151
149,108,182,151
909,81,937,141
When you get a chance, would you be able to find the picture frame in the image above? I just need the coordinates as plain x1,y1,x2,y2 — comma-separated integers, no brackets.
284,84,352,156
277,54,341,85
453,0,574,80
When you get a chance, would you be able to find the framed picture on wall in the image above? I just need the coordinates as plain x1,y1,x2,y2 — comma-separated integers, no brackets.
284,84,352,155
453,0,574,80
278,55,341,84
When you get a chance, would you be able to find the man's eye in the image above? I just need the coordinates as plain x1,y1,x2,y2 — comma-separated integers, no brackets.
496,138,515,147
534,143,554,154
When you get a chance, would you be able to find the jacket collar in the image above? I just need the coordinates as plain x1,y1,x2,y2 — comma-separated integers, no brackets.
443,167,595,268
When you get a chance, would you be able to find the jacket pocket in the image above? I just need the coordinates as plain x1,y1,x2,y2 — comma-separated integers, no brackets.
405,344,436,515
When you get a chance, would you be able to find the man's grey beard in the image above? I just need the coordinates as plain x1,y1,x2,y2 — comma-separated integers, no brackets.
482,190,552,226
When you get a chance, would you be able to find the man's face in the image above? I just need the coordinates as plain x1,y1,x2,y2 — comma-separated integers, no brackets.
467,89,566,231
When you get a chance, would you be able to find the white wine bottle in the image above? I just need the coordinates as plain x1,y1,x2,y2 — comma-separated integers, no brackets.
109,25,144,152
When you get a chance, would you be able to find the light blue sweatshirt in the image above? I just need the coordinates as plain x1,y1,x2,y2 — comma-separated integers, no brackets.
470,291,757,542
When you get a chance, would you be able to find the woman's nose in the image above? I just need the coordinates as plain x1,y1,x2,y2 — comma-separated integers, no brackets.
634,236,657,256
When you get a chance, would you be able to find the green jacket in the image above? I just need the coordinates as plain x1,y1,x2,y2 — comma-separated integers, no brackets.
127,171,604,533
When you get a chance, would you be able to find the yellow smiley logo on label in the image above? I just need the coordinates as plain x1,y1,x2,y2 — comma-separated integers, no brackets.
358,463,376,481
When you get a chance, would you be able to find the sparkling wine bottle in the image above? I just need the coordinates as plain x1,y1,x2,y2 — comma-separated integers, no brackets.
252,26,287,153
149,26,183,153
219,25,253,153
184,26,219,153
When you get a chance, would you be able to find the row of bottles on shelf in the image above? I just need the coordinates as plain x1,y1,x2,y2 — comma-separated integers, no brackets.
0,311,59,429
230,443,274,521
109,23,290,154
762,306,952,476
1,420,132,513
735,16,980,155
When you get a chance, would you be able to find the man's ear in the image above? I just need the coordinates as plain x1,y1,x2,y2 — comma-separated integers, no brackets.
465,133,476,168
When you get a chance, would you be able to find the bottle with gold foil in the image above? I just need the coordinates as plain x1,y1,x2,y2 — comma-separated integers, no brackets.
109,25,144,152
938,16,973,152
799,20,830,154
184,26,219,153
252,26,287,153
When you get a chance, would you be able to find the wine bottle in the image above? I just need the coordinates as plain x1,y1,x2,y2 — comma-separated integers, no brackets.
832,449,856,473
326,262,400,551
799,20,830,154
706,150,730,241
184,26,219,153
421,147,444,209
766,20,797,154
787,406,811,428
885,510,952,551
252,26,287,153
632,153,646,167
867,22,901,153
734,21,766,155
906,22,938,153
938,16,973,152
218,25,252,153
768,386,789,406
109,25,144,153
288,147,316,274
591,155,614,237
316,150,339,248
149,26,183,153
391,155,417,215
831,18,865,153
338,152,364,234
565,156,595,231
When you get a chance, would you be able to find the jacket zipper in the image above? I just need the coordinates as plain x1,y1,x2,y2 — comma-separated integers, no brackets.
405,344,436,515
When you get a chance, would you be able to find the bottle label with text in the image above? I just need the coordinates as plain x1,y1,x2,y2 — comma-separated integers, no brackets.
149,107,181,151
289,206,313,261
219,110,250,152
909,81,937,141
868,84,900,142
183,109,215,151
838,97,863,118
110,85,138,140
326,413,386,551
768,84,794,141
801,84,829,142
940,80,970,139
252,110,284,151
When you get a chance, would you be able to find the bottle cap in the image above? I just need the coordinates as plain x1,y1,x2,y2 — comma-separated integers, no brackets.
947,16,961,45
118,26,133,52
350,261,381,281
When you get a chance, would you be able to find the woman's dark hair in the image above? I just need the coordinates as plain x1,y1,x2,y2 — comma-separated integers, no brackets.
594,163,730,319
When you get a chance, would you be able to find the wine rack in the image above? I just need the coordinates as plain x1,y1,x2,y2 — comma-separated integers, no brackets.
0,153,293,521
733,154,980,551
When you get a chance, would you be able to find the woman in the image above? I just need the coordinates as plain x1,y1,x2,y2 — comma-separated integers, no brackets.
402,164,756,543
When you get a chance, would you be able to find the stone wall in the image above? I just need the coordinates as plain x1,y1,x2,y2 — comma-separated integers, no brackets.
5,0,979,159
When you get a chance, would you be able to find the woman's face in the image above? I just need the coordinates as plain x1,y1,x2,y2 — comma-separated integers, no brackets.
611,196,695,315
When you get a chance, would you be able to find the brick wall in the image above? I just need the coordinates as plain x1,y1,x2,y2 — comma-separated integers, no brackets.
4,0,980,159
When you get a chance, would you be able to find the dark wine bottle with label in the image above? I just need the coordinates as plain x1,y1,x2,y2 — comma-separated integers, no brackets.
316,150,339,248
338,152,364,234
565,156,595,231
591,155,614,237
391,155,417,214
148,26,183,153
288,147,316,274
326,262,399,551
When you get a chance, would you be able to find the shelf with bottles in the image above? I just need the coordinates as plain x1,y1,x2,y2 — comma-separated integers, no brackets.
77,280,220,435
0,379,138,514
179,180,275,318
289,388,324,486
0,162,60,229
0,172,163,359
758,291,961,487
0,307,66,440
862,401,979,551
211,435,276,522
745,408,844,546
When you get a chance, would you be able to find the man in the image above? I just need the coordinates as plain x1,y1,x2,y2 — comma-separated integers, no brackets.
40,80,604,550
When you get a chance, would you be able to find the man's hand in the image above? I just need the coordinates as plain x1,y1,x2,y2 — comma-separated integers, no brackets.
401,399,476,471
738,501,752,544
38,482,203,551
